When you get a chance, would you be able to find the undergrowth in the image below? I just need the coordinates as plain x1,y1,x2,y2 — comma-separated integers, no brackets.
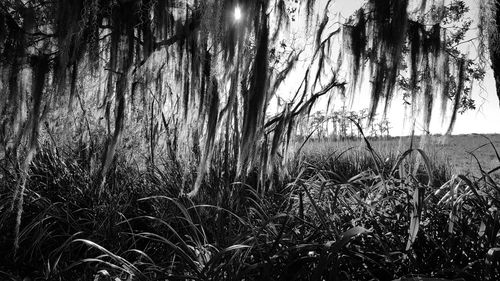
1,138,499,281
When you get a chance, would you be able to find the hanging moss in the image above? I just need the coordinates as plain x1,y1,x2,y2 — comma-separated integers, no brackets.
273,0,290,41
268,104,290,178
343,0,461,129
440,52,450,124
316,15,329,49
29,55,50,149
0,4,26,156
0,0,479,203
408,21,422,95
183,62,190,119
446,58,465,135
238,7,269,176
55,0,85,91
423,23,442,62
344,8,366,96
365,0,409,119
422,63,434,133
199,48,211,118
140,1,156,60
190,79,219,197
100,1,139,181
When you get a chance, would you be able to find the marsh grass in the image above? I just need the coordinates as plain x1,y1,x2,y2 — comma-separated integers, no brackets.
1,136,499,280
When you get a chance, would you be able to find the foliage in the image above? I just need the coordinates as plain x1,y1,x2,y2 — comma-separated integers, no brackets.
295,108,391,141
1,137,499,280
341,0,483,134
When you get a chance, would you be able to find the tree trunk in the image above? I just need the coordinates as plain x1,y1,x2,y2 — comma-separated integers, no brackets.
490,0,500,107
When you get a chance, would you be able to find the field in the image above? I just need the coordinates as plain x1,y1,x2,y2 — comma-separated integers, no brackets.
1,134,499,281
431,134,500,177
302,134,500,177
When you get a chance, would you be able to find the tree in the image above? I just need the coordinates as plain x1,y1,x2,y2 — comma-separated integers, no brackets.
330,112,340,141
0,0,488,252
481,0,500,107
400,1,482,120
377,119,391,139
311,111,326,140
341,0,483,135
0,0,299,252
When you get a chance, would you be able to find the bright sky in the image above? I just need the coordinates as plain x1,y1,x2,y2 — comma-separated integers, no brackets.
274,0,500,136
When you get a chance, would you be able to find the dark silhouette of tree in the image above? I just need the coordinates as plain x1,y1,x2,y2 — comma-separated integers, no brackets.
481,0,500,107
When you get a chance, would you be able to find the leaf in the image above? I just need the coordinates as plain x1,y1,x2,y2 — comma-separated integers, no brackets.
326,226,370,252
72,239,146,280
486,247,500,266
479,221,486,237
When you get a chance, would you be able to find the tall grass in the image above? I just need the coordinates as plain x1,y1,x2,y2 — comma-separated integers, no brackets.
1,136,499,280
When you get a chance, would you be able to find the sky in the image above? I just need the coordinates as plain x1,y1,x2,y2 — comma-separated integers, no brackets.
273,0,500,136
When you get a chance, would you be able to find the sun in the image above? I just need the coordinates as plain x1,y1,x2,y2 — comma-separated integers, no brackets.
234,5,242,22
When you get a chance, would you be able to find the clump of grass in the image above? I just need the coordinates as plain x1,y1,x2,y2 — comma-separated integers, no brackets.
0,137,499,280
